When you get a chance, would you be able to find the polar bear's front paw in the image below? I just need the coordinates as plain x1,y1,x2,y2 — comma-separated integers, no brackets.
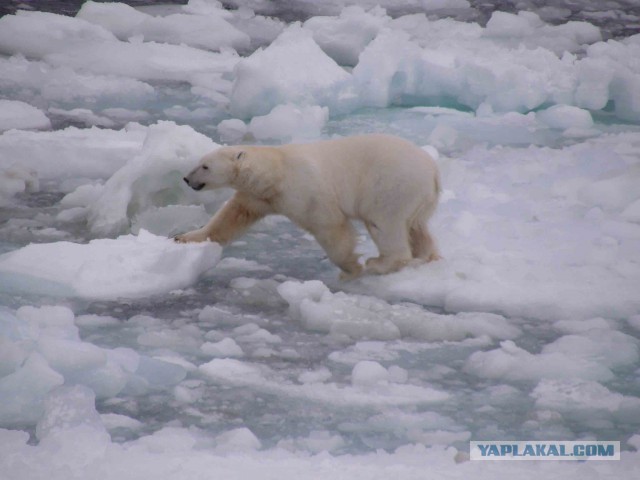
174,229,209,243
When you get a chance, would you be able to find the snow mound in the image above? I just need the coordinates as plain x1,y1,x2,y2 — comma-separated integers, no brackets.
0,230,221,300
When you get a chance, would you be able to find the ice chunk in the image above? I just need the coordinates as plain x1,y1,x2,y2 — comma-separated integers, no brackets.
0,230,222,300
574,57,614,111
351,360,390,387
537,105,594,130
0,336,28,378
16,305,78,340
464,340,614,382
37,338,107,377
137,325,203,350
74,360,129,399
582,38,640,122
352,29,423,109
248,104,328,141
201,338,244,357
107,348,140,374
76,1,149,39
303,6,389,66
7,306,121,401
278,280,520,342
484,11,543,38
0,100,51,132
541,329,639,369
217,118,248,143
233,324,281,344
200,358,263,382
229,24,350,118
47,41,237,98
84,121,221,237
35,386,110,465
200,358,449,407
134,356,187,390
0,11,117,58
298,367,332,384
0,10,238,88
183,0,234,17
223,4,285,50
100,412,143,431
531,379,629,412
484,11,601,54
35,385,105,441
0,56,155,107
0,352,64,427
215,427,262,453
352,20,569,113
0,124,146,182
78,1,250,52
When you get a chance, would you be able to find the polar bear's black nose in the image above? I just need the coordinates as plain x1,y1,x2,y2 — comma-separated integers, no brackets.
183,177,190,186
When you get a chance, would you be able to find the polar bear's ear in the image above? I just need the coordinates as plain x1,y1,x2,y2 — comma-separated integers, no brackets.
235,151,246,161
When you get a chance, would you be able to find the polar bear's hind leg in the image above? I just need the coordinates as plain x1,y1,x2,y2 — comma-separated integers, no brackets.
364,219,413,274
409,221,441,263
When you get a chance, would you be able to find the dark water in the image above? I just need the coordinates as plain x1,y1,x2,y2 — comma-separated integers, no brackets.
2,0,640,40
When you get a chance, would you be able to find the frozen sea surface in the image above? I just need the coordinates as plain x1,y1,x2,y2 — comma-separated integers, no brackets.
1,1,640,479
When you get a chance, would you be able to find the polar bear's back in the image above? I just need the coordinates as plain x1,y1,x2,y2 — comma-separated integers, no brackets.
279,134,439,220
282,134,436,182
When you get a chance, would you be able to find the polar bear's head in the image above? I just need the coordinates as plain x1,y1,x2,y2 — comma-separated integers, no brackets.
184,146,284,199
183,147,245,191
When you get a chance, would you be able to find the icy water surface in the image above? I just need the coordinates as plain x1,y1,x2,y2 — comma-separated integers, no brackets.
1,1,640,479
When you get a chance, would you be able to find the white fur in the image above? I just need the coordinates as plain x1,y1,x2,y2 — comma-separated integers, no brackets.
177,134,441,278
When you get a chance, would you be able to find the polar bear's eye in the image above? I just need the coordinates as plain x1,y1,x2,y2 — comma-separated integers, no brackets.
202,165,209,170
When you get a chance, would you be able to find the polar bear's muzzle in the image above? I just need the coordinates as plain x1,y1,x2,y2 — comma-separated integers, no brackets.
184,176,205,191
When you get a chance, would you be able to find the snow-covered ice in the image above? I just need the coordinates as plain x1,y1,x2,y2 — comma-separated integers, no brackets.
1,0,640,479
0,230,222,299
0,100,51,132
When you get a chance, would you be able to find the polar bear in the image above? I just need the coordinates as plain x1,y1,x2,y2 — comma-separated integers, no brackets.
176,134,440,278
